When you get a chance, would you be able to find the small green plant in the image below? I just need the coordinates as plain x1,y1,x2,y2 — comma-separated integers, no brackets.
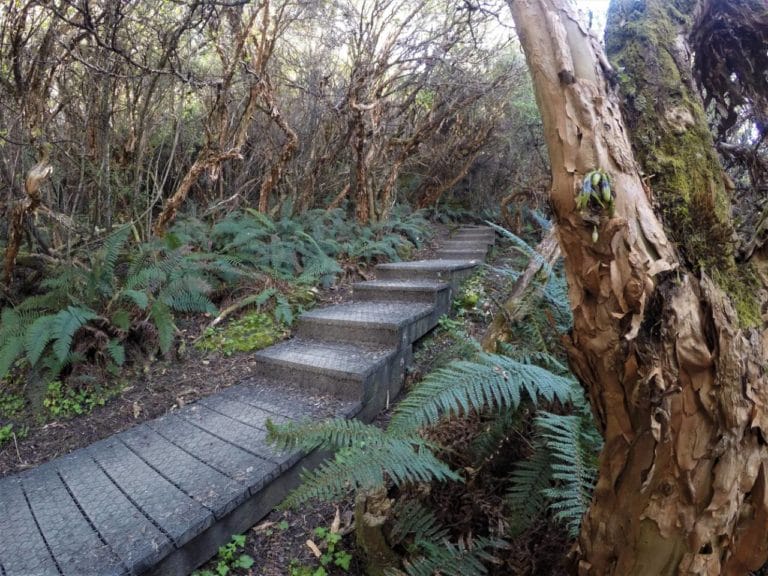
288,526,352,576
0,391,25,417
43,380,122,419
0,422,28,446
454,272,487,310
192,534,254,576
197,311,284,356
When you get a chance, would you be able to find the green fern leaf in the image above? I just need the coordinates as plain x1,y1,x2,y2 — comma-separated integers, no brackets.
119,289,149,310
24,315,57,366
111,309,131,331
273,294,293,325
51,306,98,362
106,339,125,366
150,301,175,354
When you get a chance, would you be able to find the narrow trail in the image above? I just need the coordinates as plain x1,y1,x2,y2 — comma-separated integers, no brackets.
0,226,495,576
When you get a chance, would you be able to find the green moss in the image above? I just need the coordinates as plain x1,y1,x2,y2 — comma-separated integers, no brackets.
606,0,755,316
197,311,285,356
713,268,762,329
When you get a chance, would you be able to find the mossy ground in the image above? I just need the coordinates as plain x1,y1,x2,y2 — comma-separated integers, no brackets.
197,311,287,356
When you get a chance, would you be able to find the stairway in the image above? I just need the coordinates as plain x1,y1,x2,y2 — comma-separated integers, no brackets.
0,225,495,576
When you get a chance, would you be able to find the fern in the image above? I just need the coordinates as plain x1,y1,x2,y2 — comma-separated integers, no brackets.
395,536,507,576
390,352,575,434
266,417,388,453
51,306,99,362
389,500,450,547
267,418,459,508
24,315,58,366
504,385,601,537
150,300,175,354
505,445,553,535
0,308,28,379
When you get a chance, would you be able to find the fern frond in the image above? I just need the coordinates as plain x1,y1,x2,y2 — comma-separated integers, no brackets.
266,417,387,453
396,536,507,576
273,294,293,325
51,306,99,362
390,353,575,434
160,276,216,314
280,438,460,508
106,339,125,366
389,500,449,546
505,444,552,535
24,315,57,365
119,289,149,310
536,410,600,537
150,300,175,354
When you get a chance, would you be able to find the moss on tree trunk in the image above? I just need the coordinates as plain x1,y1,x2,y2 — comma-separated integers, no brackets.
606,0,761,326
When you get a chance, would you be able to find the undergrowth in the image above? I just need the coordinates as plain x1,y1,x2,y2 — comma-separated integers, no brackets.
0,206,430,418
267,216,600,575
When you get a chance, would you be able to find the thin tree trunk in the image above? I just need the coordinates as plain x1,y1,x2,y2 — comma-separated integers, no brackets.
257,77,299,213
482,228,560,351
508,1,768,574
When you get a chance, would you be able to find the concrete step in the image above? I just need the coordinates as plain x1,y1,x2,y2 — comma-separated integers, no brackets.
297,301,436,347
440,239,491,250
375,259,478,289
450,231,495,244
435,249,488,260
253,338,403,405
353,279,451,312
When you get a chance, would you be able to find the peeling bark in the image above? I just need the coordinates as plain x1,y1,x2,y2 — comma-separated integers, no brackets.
507,0,768,573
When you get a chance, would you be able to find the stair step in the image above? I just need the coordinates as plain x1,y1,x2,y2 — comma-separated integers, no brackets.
297,301,436,346
253,338,402,403
451,232,495,244
352,279,450,311
375,259,478,288
435,249,488,260
440,240,491,250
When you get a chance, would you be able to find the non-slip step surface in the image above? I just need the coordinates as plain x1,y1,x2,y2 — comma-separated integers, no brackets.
297,301,437,346
376,259,477,273
254,338,395,381
0,380,357,576
300,301,434,328
353,278,450,292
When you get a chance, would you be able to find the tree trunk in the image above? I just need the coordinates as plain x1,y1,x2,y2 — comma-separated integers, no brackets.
507,0,768,574
481,228,560,351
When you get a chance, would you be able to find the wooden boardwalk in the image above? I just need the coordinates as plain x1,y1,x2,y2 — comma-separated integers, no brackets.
0,226,494,576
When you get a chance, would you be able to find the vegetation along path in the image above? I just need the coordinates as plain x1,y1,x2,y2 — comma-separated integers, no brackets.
0,225,495,576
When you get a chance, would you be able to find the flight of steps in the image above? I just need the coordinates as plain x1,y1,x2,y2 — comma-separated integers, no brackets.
0,225,495,576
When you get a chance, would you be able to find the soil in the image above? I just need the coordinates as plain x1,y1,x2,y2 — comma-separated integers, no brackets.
0,226,449,477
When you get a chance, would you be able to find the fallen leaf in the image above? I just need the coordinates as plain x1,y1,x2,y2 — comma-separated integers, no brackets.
306,539,322,558
331,507,341,534
132,402,142,419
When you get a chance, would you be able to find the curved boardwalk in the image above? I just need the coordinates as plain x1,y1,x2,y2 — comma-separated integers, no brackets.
0,226,495,576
